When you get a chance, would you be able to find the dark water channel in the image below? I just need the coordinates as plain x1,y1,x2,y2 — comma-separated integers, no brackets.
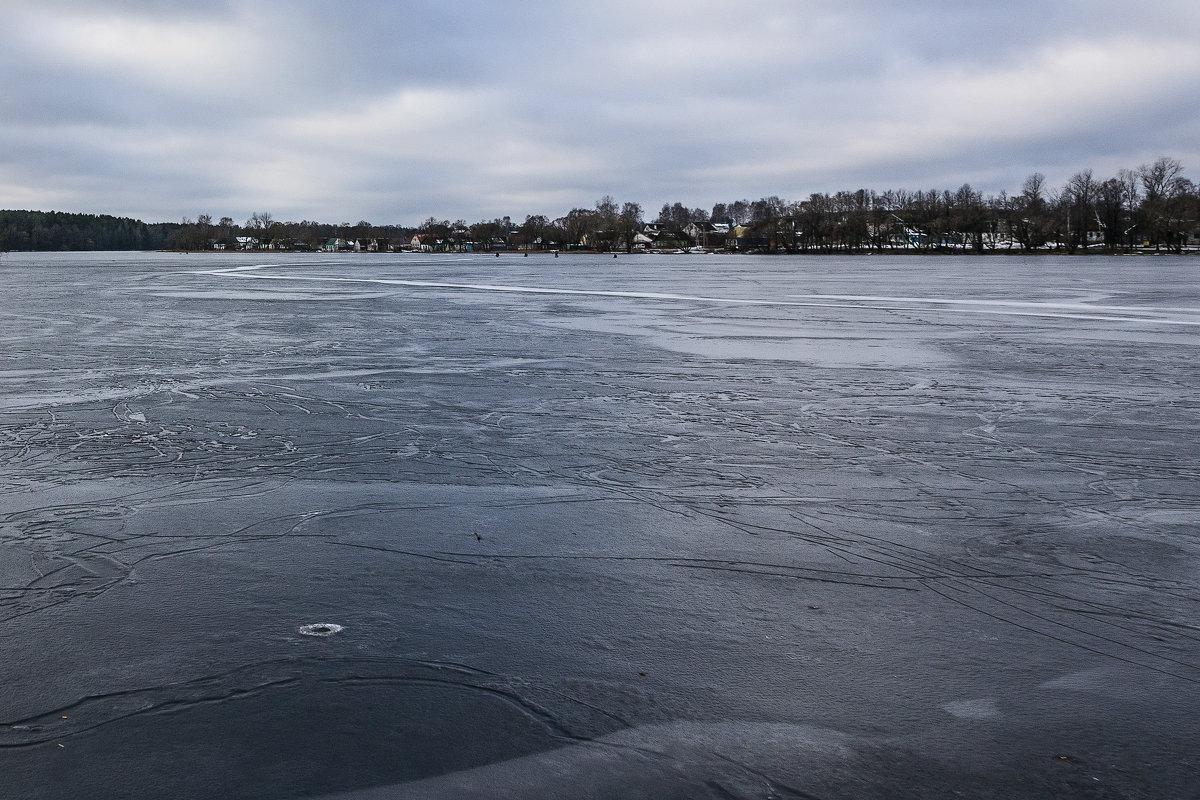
1,252,1198,798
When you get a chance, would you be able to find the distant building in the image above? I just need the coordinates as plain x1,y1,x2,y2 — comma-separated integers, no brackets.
683,221,730,248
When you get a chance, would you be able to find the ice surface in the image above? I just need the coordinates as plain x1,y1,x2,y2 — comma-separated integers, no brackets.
0,252,1198,799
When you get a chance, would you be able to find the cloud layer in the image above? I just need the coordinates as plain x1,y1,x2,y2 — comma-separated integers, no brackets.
2,0,1198,224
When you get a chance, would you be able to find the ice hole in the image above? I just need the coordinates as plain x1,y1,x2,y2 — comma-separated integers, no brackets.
299,623,344,637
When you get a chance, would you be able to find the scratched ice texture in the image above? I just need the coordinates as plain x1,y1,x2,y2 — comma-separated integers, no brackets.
1,252,1198,799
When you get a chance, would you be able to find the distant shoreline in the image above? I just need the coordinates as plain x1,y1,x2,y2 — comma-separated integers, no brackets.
154,247,1189,256
2,246,1197,256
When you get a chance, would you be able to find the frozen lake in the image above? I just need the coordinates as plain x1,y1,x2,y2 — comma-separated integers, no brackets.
1,251,1198,798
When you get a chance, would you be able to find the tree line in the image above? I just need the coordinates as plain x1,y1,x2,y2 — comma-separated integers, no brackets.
169,213,415,252
2,157,1195,253
396,158,1197,254
0,210,176,252
726,157,1196,254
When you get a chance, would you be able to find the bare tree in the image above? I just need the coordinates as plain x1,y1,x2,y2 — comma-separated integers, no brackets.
948,184,988,252
728,200,751,226
1009,173,1054,250
1064,169,1097,252
1116,169,1141,248
245,212,275,249
559,208,597,248
519,214,550,250
618,202,643,253
655,202,696,233
1139,157,1184,202
1139,157,1188,250
1095,177,1130,252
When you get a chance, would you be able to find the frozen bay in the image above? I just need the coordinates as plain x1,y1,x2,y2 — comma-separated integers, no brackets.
1,251,1198,798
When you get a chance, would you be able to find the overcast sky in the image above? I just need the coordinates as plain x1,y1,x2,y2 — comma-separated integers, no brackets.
2,0,1198,225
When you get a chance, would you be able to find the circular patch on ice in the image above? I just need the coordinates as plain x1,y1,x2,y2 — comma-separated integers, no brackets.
298,623,345,637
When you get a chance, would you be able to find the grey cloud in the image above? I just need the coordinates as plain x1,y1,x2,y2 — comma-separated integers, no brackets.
1,0,1199,223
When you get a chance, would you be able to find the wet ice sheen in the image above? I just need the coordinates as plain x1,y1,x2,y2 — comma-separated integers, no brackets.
0,252,1197,799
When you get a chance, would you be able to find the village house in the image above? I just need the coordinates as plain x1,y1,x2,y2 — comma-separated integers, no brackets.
355,238,392,252
683,221,731,248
